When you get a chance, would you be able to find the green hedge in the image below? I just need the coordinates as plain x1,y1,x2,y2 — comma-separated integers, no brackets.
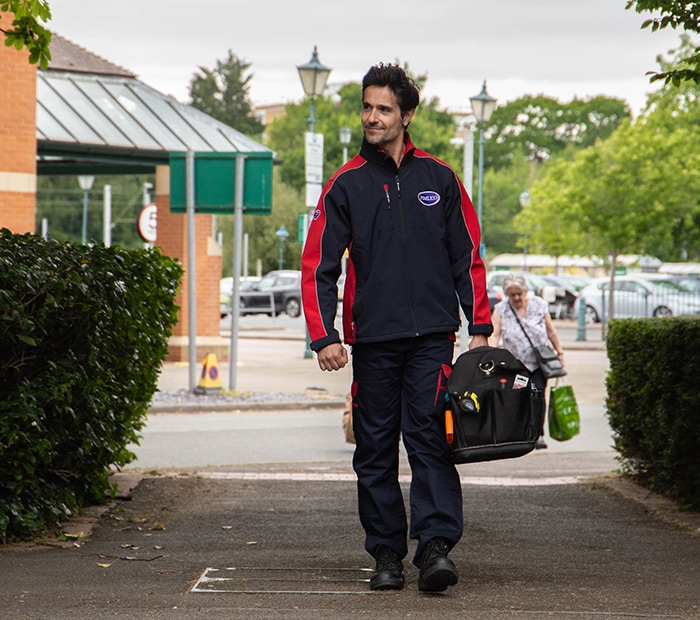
606,318,700,511
0,231,183,541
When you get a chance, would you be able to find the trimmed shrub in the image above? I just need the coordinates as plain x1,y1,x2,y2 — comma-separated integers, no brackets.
606,318,700,511
0,231,183,540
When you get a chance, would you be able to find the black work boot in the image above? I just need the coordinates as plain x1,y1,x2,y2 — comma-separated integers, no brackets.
418,537,458,592
369,545,405,591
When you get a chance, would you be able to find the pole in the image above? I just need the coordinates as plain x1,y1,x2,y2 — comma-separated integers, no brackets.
186,150,197,392
459,125,475,353
103,184,111,247
229,155,246,391
309,97,316,133
243,233,249,278
81,190,88,244
576,297,587,341
477,126,485,225
303,97,318,359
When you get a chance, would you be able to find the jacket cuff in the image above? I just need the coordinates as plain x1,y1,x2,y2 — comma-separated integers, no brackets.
469,324,494,338
310,333,342,353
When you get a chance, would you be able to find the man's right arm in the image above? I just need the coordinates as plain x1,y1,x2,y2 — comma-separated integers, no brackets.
301,177,351,354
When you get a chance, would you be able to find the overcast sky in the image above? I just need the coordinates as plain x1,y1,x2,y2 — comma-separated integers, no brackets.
48,0,685,117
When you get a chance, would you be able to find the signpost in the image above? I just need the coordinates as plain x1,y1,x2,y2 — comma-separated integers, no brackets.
169,151,274,391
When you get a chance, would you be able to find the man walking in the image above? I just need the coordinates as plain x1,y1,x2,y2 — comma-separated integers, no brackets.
301,63,492,592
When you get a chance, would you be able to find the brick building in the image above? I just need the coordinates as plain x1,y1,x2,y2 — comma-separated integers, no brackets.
1,24,272,362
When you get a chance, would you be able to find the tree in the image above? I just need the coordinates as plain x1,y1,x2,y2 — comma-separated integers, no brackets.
642,34,700,118
36,174,156,248
512,157,585,262
626,0,700,85
485,95,631,171
480,155,538,255
265,79,462,195
0,0,51,68
188,51,264,138
218,168,305,276
517,109,700,267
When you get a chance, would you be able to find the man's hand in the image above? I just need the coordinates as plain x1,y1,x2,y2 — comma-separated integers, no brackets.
317,343,349,371
469,334,489,350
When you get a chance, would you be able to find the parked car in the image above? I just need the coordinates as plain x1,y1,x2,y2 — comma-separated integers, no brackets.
669,275,700,294
239,270,302,317
541,274,591,319
220,276,261,317
487,271,570,318
574,274,700,323
487,286,503,311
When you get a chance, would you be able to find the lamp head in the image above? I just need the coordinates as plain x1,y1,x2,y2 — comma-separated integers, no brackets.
297,46,332,98
519,190,531,208
470,80,497,124
275,225,289,242
77,175,95,191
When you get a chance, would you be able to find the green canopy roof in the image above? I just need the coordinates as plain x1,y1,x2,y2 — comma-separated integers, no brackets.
37,34,271,176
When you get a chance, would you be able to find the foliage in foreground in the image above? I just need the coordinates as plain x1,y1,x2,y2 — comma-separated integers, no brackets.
0,231,183,541
606,318,700,512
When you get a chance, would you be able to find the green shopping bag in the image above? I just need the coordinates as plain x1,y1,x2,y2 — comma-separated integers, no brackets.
548,381,580,441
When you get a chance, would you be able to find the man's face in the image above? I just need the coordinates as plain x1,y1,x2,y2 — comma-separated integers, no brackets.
361,85,414,150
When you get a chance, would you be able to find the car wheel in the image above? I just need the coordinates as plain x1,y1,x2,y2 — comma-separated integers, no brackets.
585,305,599,323
285,297,301,318
653,306,673,318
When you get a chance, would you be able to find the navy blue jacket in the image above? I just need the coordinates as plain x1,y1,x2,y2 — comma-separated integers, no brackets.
302,134,493,352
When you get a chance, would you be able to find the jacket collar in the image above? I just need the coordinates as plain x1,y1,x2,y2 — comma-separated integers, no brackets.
360,132,416,170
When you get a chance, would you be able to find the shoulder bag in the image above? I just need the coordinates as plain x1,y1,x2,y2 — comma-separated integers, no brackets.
509,304,567,379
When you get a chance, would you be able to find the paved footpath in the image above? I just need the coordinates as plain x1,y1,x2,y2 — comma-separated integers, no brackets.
1,322,698,619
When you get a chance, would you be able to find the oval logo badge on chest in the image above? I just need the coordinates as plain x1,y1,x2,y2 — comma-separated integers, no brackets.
417,191,441,206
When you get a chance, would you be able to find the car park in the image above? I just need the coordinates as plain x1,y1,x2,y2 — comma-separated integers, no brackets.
574,274,700,323
541,274,591,319
220,276,261,317
487,287,503,311
238,270,302,317
487,271,571,318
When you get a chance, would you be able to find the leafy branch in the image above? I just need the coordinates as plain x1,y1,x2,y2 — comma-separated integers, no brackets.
0,0,52,68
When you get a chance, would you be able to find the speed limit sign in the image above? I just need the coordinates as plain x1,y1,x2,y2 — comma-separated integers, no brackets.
137,203,157,243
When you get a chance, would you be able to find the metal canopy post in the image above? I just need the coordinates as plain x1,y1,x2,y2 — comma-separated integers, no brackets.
229,155,246,391
186,151,197,391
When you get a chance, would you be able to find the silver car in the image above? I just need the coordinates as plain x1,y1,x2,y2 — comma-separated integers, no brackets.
574,275,700,323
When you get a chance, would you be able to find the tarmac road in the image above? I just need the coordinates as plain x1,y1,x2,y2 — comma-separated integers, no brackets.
1,318,698,619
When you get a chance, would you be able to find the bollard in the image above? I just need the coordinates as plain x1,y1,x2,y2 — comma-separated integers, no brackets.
576,297,586,341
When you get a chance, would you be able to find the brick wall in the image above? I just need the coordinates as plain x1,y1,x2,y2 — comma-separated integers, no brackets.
0,10,37,233
154,165,225,362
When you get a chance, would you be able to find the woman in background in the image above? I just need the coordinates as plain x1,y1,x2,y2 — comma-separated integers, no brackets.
489,273,565,449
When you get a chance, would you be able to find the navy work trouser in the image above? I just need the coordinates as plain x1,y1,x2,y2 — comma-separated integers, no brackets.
351,334,463,567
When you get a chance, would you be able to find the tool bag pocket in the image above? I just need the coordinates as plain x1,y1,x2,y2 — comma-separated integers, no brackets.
445,346,544,464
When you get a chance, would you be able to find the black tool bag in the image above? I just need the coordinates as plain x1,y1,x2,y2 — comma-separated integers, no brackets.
445,346,544,464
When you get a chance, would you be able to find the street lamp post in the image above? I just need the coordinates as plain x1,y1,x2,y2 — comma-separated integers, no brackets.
275,225,289,270
298,47,332,358
339,127,351,164
297,46,332,133
518,190,531,271
77,175,94,244
469,81,497,251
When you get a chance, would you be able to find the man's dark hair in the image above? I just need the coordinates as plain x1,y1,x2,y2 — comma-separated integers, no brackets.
362,63,420,116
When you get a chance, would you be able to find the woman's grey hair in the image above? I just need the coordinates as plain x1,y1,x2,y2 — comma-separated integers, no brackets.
503,273,528,293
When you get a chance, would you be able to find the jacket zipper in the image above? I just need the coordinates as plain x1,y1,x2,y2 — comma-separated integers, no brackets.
396,174,420,336
383,183,394,229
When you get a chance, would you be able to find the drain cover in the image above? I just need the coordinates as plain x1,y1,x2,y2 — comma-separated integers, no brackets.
192,566,375,595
